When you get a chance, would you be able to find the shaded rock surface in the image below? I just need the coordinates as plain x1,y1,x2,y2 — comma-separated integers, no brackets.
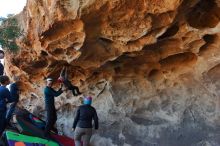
4,0,220,145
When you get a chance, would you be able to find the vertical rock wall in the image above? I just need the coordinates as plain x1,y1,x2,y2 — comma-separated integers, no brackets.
4,0,220,145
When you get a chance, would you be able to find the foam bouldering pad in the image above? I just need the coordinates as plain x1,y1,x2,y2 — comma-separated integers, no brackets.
51,134,75,146
5,131,59,146
15,109,57,139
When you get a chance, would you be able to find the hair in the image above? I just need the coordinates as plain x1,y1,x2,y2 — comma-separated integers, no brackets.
0,50,4,55
0,75,9,84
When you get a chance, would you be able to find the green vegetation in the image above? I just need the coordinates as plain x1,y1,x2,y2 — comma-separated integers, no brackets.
0,16,23,52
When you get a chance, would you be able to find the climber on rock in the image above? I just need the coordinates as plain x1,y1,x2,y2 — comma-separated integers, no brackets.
0,75,13,136
58,67,82,96
43,77,65,138
6,75,21,125
72,96,99,146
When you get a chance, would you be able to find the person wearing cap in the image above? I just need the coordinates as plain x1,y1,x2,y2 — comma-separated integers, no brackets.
72,96,99,146
44,77,64,138
0,75,13,136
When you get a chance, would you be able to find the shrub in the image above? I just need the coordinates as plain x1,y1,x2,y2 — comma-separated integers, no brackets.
0,16,23,52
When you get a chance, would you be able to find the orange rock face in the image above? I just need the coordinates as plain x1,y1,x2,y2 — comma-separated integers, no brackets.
5,0,220,145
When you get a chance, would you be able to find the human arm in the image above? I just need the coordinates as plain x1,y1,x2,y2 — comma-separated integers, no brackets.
93,109,99,130
72,108,80,129
5,88,13,103
45,87,63,97
53,88,63,97
10,83,19,102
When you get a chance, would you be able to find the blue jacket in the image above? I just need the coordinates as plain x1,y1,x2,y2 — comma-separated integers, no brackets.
0,86,13,111
44,86,62,111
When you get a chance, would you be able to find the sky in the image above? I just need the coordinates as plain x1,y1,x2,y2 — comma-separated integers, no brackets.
0,0,27,17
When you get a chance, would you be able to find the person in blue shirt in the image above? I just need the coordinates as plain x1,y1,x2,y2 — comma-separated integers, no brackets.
44,78,64,138
6,76,21,125
0,75,13,136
